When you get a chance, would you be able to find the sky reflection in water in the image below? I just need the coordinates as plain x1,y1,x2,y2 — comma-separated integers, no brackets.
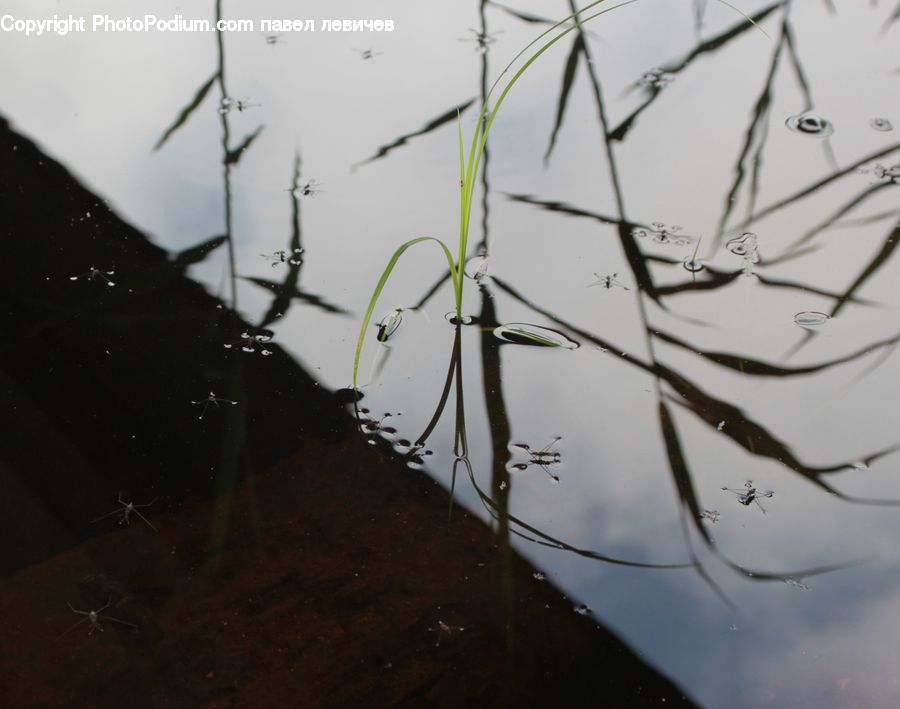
2,0,900,705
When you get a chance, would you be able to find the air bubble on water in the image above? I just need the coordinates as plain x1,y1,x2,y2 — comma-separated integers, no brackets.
786,112,834,137
445,312,474,325
682,256,705,273
785,577,810,591
464,256,490,283
727,232,760,275
869,117,893,132
793,311,829,328
726,233,759,258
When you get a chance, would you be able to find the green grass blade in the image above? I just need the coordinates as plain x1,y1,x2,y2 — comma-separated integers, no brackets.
502,329,561,346
457,111,468,313
466,0,615,185
460,0,639,266
713,0,771,38
471,1,640,201
353,237,459,391
458,0,598,258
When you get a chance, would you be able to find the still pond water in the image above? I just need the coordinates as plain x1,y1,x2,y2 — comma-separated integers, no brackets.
2,0,900,706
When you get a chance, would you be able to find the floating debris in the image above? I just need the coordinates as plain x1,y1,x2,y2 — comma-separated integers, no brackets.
405,442,433,468
784,577,810,591
376,308,404,342
357,409,399,440
465,255,490,284
700,509,721,523
574,604,591,616
852,461,870,471
726,232,759,259
631,222,693,246
224,331,273,355
721,481,774,513
509,437,562,483
499,480,508,491
191,392,238,420
793,311,830,328
785,112,834,137
261,248,303,267
494,323,579,349
533,572,546,581
869,117,893,132
639,67,673,89
726,232,760,276
588,272,629,290
717,421,726,431
70,267,115,287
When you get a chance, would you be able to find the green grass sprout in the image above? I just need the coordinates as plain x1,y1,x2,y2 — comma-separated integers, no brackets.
352,0,637,390
352,0,762,391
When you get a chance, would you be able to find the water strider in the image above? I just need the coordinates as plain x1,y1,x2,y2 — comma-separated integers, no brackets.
510,437,563,484
721,481,775,514
588,272,630,290
260,248,304,267
224,331,274,355
69,267,115,286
